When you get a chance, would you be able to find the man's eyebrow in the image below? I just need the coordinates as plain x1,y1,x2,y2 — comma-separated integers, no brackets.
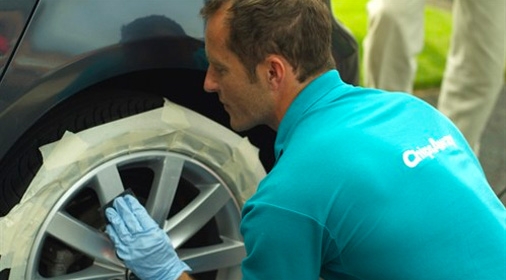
208,57,228,69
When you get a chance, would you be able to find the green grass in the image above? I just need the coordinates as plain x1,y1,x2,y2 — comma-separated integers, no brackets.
331,0,452,89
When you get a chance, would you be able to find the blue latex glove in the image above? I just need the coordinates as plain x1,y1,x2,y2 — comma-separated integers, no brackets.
105,195,191,280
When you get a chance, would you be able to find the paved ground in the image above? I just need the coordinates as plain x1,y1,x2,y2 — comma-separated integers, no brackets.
414,86,506,206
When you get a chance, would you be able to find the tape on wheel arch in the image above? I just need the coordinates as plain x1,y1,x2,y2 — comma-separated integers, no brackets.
0,99,266,278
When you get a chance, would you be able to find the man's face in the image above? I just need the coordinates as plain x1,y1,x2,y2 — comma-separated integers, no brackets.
203,6,275,132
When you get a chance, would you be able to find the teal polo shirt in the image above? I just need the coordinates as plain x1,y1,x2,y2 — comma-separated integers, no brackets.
240,70,506,279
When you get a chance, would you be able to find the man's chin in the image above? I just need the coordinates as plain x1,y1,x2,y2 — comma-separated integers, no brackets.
230,123,249,132
229,119,255,132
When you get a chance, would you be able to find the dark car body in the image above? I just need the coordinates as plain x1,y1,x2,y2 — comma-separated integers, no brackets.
0,1,358,278
0,0,211,161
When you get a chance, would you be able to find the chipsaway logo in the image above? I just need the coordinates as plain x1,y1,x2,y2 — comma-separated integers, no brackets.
402,135,456,168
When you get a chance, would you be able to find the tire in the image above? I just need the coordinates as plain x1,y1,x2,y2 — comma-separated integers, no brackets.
0,91,265,279
0,88,165,215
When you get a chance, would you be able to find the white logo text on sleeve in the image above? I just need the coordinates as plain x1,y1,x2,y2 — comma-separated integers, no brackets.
402,135,457,168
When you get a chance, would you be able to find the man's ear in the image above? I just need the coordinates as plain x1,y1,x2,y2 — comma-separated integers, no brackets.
265,55,286,90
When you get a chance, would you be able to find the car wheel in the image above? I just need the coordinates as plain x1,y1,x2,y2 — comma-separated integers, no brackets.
0,92,265,279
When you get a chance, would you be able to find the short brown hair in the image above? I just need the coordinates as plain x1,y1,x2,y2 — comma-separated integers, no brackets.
201,0,335,83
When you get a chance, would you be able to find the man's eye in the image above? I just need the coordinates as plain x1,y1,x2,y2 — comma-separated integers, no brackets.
212,65,227,76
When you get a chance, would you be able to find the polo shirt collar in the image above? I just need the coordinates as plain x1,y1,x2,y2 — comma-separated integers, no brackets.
274,70,346,160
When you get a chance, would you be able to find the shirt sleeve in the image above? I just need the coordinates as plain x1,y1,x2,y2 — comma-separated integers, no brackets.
240,201,326,280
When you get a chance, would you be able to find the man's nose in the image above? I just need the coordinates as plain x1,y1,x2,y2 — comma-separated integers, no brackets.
203,71,219,93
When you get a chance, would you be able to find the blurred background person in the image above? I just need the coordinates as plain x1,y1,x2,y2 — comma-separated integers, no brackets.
323,0,360,86
363,0,505,154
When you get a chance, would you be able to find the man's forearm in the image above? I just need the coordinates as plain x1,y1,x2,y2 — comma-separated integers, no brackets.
179,272,193,280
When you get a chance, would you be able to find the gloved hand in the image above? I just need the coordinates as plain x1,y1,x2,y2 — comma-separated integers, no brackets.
105,194,191,280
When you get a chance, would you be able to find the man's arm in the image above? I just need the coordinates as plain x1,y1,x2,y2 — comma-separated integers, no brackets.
179,273,193,280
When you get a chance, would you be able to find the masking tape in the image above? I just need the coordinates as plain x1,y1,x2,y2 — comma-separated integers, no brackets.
0,99,265,277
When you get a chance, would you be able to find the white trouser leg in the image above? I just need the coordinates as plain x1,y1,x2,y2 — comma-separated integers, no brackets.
437,0,506,153
363,0,426,92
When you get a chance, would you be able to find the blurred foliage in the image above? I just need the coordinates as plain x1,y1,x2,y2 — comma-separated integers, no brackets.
331,0,452,89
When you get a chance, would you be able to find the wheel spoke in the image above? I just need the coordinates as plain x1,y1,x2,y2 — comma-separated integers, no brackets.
46,211,122,266
178,237,246,273
146,156,185,226
92,165,125,206
34,264,124,280
166,183,231,248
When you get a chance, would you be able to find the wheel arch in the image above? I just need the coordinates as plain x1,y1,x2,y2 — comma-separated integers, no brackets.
0,64,215,158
